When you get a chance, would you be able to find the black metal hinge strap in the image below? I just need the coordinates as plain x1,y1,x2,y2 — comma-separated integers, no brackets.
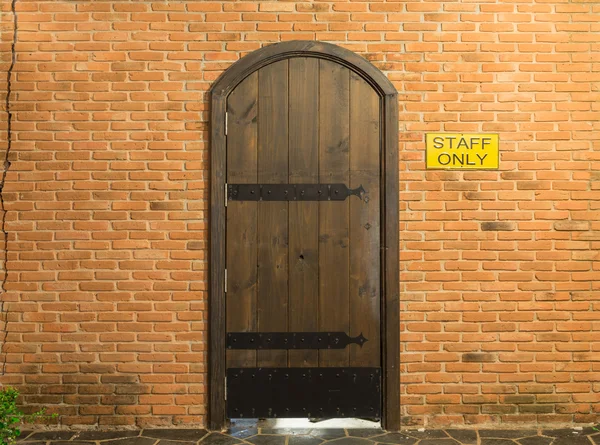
226,332,367,350
227,183,366,202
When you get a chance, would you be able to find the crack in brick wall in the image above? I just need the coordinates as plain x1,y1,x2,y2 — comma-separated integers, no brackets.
0,0,17,378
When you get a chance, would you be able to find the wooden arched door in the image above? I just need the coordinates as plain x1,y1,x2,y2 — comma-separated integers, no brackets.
210,41,399,430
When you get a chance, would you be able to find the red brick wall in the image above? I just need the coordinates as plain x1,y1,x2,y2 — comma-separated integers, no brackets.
1,0,600,429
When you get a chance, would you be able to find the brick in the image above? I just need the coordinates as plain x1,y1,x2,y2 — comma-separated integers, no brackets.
481,222,517,231
0,0,599,430
463,353,498,363
554,221,590,231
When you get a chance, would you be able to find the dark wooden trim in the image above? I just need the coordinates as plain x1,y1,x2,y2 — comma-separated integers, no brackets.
382,93,400,431
209,94,227,431
210,40,396,98
209,41,399,431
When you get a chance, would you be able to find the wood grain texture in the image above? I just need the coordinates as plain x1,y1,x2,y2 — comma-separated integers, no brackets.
318,60,350,368
211,42,398,430
383,93,400,431
211,41,396,99
349,72,381,368
209,94,227,430
226,73,258,369
288,58,320,368
257,59,289,368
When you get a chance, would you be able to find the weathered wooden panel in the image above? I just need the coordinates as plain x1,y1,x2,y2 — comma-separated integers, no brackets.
318,60,350,368
288,57,320,368
349,72,381,367
256,60,289,368
226,73,258,369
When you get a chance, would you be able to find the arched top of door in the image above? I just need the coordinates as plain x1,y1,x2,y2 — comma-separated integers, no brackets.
210,40,397,99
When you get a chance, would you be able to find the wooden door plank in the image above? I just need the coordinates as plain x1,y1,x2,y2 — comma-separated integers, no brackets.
318,60,350,367
257,60,289,368
288,58,320,368
225,73,259,369
349,73,381,368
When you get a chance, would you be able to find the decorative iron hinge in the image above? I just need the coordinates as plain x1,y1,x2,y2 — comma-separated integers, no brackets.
227,183,366,202
226,332,368,350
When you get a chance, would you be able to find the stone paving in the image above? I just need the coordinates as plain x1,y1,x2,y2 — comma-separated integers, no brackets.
15,426,600,445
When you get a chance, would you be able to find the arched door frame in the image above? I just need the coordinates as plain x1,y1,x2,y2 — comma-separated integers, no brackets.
209,41,399,431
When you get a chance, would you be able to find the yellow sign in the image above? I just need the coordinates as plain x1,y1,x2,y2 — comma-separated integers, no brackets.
426,133,499,170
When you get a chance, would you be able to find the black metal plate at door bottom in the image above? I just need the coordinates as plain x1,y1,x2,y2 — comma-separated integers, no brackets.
226,332,367,350
227,183,366,202
226,367,381,419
